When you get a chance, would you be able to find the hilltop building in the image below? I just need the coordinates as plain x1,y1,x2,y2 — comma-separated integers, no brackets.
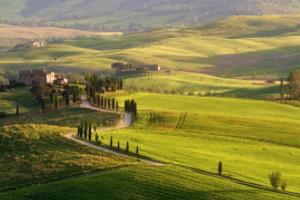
19,69,68,86
32,41,45,48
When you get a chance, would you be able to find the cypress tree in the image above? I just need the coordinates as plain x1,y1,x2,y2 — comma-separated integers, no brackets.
104,98,107,109
97,95,100,107
88,122,92,141
65,90,70,106
280,79,284,103
84,121,88,139
108,98,111,110
41,98,45,113
77,126,80,137
126,141,129,153
16,104,20,116
110,136,113,148
116,101,119,111
100,96,104,108
136,146,139,155
95,133,99,143
112,98,115,110
118,140,120,150
218,161,223,176
54,94,58,109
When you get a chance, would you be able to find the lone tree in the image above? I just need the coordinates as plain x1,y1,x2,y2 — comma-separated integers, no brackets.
281,179,287,191
110,136,113,148
136,146,139,155
218,161,223,176
54,94,58,109
269,172,283,190
126,141,129,153
88,122,92,141
287,69,300,99
16,104,20,116
117,140,120,150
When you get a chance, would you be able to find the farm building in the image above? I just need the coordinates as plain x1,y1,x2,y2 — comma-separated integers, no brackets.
32,41,45,48
19,69,67,86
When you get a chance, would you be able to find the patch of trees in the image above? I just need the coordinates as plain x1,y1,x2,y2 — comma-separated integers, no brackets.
269,172,288,191
124,99,137,118
287,69,300,100
85,74,123,100
31,84,81,112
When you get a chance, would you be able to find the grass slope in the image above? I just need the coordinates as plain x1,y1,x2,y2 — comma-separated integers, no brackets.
2,15,300,78
0,124,133,191
123,71,278,97
1,166,298,200
0,88,37,114
100,92,300,192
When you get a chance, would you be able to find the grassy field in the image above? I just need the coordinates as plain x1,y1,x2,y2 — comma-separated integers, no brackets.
95,92,300,193
1,16,300,78
1,166,297,200
0,124,134,191
0,24,122,39
0,88,38,114
123,71,279,97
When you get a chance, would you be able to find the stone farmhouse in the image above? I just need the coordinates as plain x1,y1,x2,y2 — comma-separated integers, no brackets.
32,41,45,48
19,69,68,86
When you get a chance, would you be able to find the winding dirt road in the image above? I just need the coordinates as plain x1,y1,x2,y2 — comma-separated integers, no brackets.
65,96,165,166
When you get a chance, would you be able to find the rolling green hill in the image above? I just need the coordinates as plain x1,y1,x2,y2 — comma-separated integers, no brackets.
102,92,300,192
0,0,300,31
2,20,300,78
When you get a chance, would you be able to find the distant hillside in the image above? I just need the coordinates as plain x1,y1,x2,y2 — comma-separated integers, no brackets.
1,0,300,31
195,15,300,38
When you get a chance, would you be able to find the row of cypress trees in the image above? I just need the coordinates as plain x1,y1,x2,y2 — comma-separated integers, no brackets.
96,95,119,111
109,136,139,155
77,120,93,141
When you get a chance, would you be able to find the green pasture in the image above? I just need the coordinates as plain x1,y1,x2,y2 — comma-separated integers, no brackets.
0,124,134,191
1,166,297,200
123,71,279,97
96,93,300,192
0,88,37,114
1,16,300,78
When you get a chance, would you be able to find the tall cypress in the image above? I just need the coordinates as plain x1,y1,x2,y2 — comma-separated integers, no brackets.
88,122,92,141
110,136,113,148
84,121,88,139
126,142,129,153
41,98,45,113
16,104,20,116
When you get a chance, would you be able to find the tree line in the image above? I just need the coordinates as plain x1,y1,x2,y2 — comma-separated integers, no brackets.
95,95,119,111
85,75,123,100
77,120,139,155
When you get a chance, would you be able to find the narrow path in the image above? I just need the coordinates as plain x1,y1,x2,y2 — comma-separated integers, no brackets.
65,133,165,166
66,96,165,166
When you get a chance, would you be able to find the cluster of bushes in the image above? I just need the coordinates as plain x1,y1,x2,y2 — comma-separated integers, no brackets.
269,172,288,191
